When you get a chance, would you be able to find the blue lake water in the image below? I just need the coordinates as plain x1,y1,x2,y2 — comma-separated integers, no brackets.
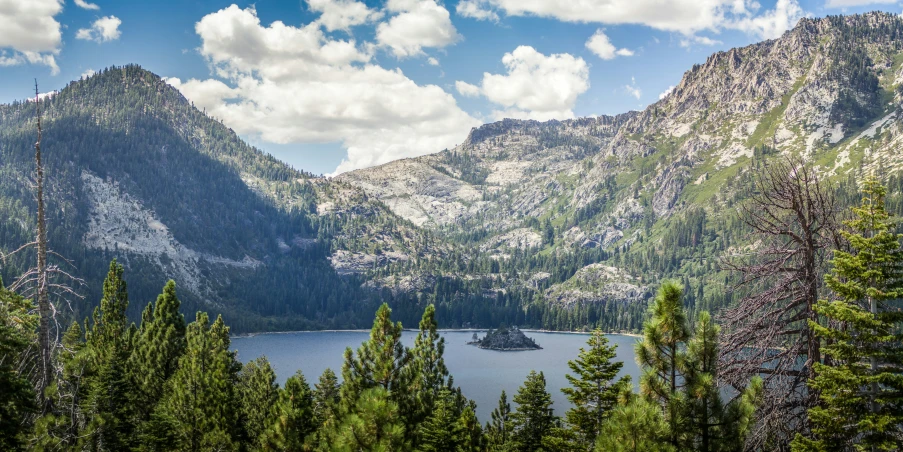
232,330,641,423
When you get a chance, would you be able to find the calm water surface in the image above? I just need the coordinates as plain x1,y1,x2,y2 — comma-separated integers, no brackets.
232,331,641,422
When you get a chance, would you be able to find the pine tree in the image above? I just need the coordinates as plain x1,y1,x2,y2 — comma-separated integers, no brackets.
81,260,135,451
338,303,411,415
596,395,674,452
262,369,316,451
562,329,630,449
129,280,186,423
238,356,279,449
635,281,690,449
158,312,240,452
408,304,450,441
328,387,408,452
793,177,903,451
510,370,557,451
418,388,465,452
0,280,36,450
485,390,512,451
457,401,483,452
681,312,761,451
313,368,340,430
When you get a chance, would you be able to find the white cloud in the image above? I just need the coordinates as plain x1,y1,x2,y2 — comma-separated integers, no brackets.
456,80,481,96
731,0,805,40
376,0,460,58
74,0,100,10
0,0,62,74
81,68,96,79
427,56,440,66
175,5,478,175
456,0,500,21
76,16,122,43
459,0,805,38
585,29,633,60
625,77,641,100
679,35,723,47
457,46,589,121
307,0,383,31
825,0,895,7
658,85,674,100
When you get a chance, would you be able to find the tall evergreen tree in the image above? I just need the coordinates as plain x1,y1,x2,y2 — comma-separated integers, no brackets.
158,312,240,452
595,395,674,452
338,303,410,415
129,280,186,422
312,368,340,431
238,356,279,449
562,329,630,450
681,312,761,451
457,401,483,452
510,370,557,452
485,390,512,451
81,260,135,451
408,304,450,441
327,387,408,452
418,388,465,452
793,177,903,451
635,281,690,449
262,370,316,451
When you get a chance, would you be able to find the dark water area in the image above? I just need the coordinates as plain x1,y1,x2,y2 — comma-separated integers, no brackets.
232,330,641,422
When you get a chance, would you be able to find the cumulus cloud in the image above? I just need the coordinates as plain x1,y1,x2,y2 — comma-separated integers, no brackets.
81,68,96,79
0,0,62,74
658,85,674,100
427,56,440,66
455,46,589,121
456,0,500,21
624,77,641,100
455,80,481,96
307,0,383,31
76,16,122,43
585,29,633,60
173,5,478,175
679,35,722,47
457,0,805,39
376,0,460,57
74,0,100,10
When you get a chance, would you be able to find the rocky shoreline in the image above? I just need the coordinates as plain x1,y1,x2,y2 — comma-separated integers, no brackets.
468,326,542,351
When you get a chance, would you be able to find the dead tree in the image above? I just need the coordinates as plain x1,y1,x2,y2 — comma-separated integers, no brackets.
718,157,840,451
1,81,83,413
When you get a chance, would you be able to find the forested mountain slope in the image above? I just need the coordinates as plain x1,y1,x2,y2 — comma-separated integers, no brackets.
4,13,903,333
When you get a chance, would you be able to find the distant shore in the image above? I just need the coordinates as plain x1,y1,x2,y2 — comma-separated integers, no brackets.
233,328,641,339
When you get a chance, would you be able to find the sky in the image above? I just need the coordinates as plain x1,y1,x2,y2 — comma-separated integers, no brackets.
1,0,900,175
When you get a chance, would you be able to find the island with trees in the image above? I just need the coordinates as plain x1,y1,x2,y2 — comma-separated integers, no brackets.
469,326,542,351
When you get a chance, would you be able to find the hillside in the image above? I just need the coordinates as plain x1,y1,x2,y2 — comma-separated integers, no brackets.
4,14,903,333
337,12,903,330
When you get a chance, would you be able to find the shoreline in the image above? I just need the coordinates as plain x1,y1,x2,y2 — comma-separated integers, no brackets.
233,328,642,339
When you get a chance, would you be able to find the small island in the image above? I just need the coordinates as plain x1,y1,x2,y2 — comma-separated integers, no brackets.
468,326,542,351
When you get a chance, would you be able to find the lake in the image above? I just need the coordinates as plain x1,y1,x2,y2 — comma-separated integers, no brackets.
232,330,641,422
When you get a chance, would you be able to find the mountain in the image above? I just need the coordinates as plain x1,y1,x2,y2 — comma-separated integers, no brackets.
3,13,903,333
337,12,903,328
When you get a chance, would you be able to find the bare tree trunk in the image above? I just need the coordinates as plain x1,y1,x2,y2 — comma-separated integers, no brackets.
718,156,840,451
34,80,53,413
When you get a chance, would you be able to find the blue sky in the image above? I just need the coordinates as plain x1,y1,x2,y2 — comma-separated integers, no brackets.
1,0,899,175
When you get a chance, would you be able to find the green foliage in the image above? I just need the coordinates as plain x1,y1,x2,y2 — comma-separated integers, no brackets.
510,370,557,451
238,357,279,449
793,177,903,451
262,369,316,451
327,387,408,452
635,281,690,448
0,280,36,450
561,329,630,449
417,388,465,452
485,390,512,451
159,312,241,452
596,396,674,452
